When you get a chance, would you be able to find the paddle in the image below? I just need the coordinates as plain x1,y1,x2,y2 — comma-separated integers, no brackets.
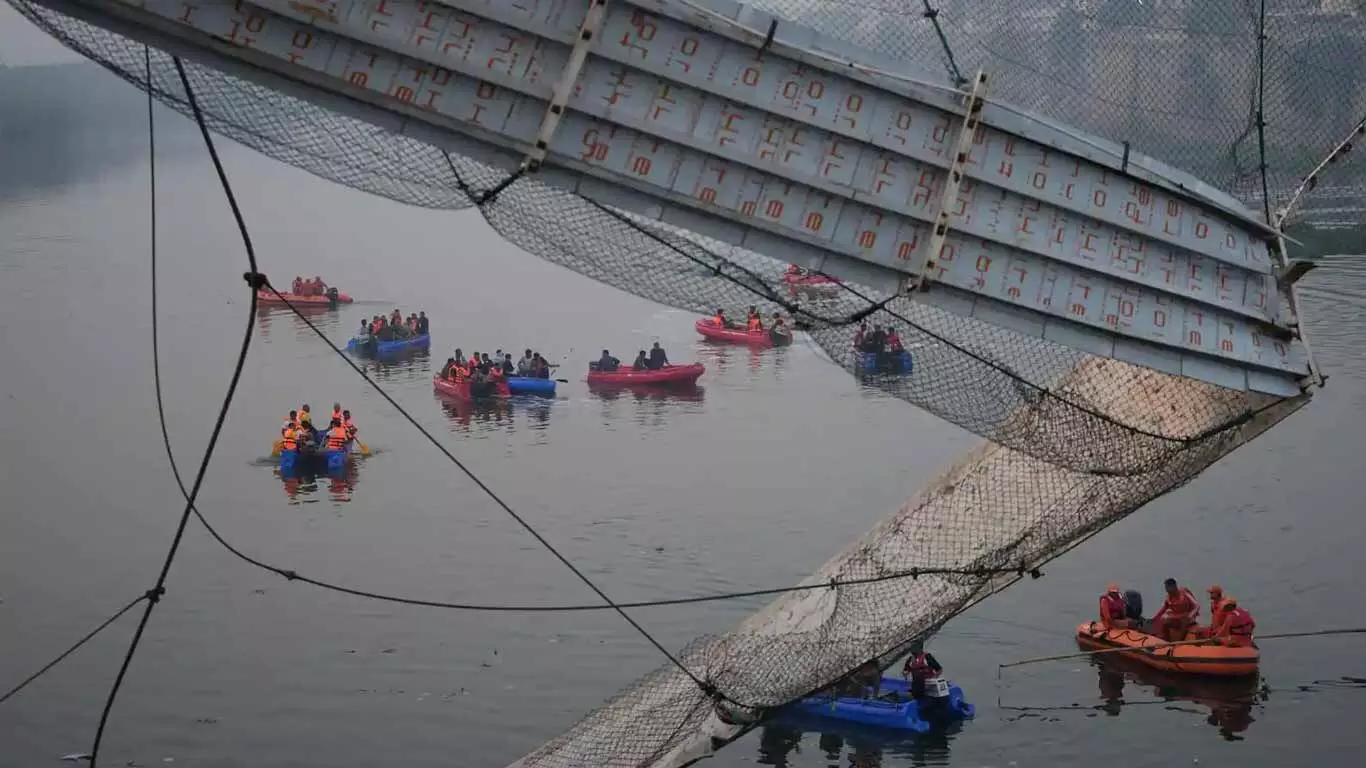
353,439,372,457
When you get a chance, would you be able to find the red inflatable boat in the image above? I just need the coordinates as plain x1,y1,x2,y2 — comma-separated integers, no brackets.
586,363,705,387
432,376,510,400
695,318,793,347
781,271,839,288
257,288,353,306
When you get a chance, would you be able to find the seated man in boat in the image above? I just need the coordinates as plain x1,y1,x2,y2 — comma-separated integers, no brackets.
648,342,669,370
280,423,299,454
324,418,349,452
850,658,882,698
453,348,466,368
886,327,904,353
488,361,505,383
292,276,304,295
342,410,357,442
745,306,763,331
502,353,516,376
313,276,328,295
331,402,343,425
596,349,621,372
1191,585,1234,638
1151,578,1201,641
632,350,649,371
517,349,535,376
1099,583,1135,629
902,641,944,701
480,353,495,373
713,308,730,328
441,357,457,378
533,353,552,379
282,409,299,434
1211,596,1256,647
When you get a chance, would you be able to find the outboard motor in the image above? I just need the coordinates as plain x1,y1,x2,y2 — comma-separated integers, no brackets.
326,286,340,308
1124,589,1144,623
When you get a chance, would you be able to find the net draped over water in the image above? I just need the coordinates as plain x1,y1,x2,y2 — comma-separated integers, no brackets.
7,1,1347,766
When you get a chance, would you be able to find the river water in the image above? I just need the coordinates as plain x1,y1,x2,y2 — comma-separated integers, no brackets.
2,63,1365,768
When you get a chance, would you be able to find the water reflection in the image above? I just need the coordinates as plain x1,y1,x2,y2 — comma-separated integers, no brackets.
272,461,360,505
1090,655,1264,740
437,390,555,437
355,348,432,382
759,715,959,768
255,302,346,342
694,341,791,377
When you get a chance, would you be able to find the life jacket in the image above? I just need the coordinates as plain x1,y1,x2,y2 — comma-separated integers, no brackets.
452,365,467,382
342,418,356,439
713,313,725,326
747,317,762,332
906,652,939,680
325,426,348,450
292,279,303,294
489,366,504,380
331,410,343,423
1222,607,1255,636
1099,593,1127,625
299,411,312,426
1161,587,1198,619
280,427,298,452
1210,597,1231,622
887,334,903,351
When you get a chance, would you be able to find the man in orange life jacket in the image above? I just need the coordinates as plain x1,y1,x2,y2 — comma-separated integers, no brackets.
901,640,943,701
1099,583,1134,629
324,418,349,452
280,424,299,453
1151,578,1200,641
1192,584,1234,638
341,410,357,442
1212,595,1256,647
713,308,728,328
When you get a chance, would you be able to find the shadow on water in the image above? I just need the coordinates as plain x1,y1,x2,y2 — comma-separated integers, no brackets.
757,716,961,768
437,390,556,436
1002,654,1266,741
255,302,347,341
272,462,361,505
693,340,791,378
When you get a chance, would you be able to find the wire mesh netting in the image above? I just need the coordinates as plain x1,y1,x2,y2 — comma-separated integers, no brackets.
5,1,1342,766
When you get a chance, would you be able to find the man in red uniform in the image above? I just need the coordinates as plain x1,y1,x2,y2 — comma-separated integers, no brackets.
1151,578,1200,641
1098,583,1133,629
901,641,943,701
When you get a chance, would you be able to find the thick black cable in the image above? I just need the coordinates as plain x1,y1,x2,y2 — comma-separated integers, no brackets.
87,54,260,768
261,284,715,697
0,594,148,705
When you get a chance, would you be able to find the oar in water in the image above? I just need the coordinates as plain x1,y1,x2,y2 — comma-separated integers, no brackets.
353,439,372,457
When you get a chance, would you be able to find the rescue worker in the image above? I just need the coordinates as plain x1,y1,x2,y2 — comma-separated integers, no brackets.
331,402,343,424
341,410,357,442
453,348,466,368
1212,596,1256,647
518,349,535,376
901,641,943,701
886,326,904,353
1151,578,1200,641
488,361,505,382
1192,585,1234,638
313,276,327,295
713,308,728,328
533,353,551,379
441,357,456,379
282,409,299,433
292,276,304,295
502,353,516,376
280,423,299,453
850,658,881,698
746,313,763,332
324,418,349,451
596,349,620,372
1099,583,1133,629
417,311,429,335
632,350,649,371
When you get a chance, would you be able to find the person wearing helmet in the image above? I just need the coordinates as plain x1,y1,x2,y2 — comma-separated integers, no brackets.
1099,583,1133,629
1212,595,1256,647
1192,585,1234,638
1151,578,1201,641
901,640,943,701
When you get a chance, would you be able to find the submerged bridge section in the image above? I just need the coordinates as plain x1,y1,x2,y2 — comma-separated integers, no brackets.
26,0,1320,395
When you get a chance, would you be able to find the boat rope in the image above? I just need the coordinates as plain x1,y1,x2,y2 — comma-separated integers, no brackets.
0,593,149,706
998,627,1366,673
87,53,262,768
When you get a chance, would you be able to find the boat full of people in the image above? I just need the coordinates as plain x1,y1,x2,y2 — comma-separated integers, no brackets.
586,344,703,387
695,307,793,347
348,309,431,356
1081,580,1260,676
435,347,557,399
257,275,353,306
853,322,913,374
275,403,364,474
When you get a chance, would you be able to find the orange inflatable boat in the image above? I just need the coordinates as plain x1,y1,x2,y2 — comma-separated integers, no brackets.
1075,621,1259,677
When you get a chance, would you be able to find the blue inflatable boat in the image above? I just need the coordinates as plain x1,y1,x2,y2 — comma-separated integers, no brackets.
506,376,556,395
779,676,973,733
857,349,913,375
346,333,431,357
279,443,351,475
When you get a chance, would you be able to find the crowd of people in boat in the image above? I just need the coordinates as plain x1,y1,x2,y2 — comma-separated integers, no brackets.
359,309,429,342
1099,579,1256,646
712,306,789,334
592,343,670,372
279,403,359,453
290,275,334,296
853,322,905,355
440,348,556,384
